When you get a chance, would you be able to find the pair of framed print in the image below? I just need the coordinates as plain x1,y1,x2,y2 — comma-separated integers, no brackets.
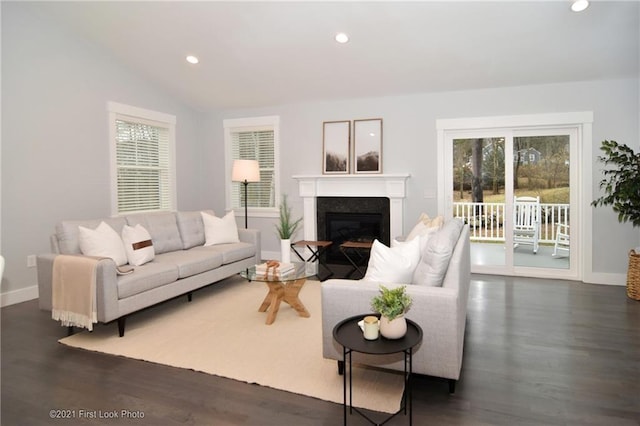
322,118,382,174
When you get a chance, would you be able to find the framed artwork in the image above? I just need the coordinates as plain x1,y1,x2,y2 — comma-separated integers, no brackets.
323,121,350,174
354,118,383,174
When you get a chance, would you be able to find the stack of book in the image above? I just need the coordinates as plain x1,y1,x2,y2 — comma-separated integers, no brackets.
255,261,295,279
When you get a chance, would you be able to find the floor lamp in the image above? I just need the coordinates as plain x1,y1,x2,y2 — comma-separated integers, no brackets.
232,159,261,228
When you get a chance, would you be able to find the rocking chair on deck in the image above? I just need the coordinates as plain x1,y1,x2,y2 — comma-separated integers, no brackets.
513,196,541,254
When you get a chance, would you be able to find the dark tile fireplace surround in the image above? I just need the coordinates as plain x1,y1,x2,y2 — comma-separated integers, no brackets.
316,197,390,267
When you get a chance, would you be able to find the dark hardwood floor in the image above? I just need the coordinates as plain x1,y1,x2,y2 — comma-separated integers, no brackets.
2,275,639,425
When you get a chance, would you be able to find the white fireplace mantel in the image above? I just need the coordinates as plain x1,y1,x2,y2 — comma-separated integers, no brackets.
292,174,410,242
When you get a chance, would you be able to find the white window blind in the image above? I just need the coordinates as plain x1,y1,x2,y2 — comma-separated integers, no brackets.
109,102,176,215
231,129,275,208
225,116,279,214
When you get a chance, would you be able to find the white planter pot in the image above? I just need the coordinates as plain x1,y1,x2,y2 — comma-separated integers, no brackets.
280,239,291,263
380,315,407,339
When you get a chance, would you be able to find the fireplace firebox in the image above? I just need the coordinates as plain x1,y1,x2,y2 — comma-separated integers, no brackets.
317,197,390,264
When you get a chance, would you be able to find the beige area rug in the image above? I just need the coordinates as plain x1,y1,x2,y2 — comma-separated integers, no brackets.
59,275,405,413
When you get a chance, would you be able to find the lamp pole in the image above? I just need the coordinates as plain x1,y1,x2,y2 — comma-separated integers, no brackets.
242,180,249,229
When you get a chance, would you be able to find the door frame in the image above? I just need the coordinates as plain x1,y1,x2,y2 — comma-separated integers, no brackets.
436,112,593,281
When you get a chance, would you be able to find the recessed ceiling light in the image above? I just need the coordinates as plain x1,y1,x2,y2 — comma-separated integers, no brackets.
335,33,349,44
186,55,199,64
571,0,589,12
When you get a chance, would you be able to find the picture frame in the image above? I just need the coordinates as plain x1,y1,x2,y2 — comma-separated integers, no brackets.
353,118,383,174
323,121,351,174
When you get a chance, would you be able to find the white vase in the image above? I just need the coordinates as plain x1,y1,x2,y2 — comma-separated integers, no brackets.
280,239,291,263
380,315,407,339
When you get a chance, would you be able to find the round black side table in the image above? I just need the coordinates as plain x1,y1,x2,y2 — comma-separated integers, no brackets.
333,314,423,426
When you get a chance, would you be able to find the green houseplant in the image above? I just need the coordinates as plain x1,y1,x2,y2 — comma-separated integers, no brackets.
591,140,640,226
275,194,302,263
275,194,302,239
371,285,413,339
592,140,640,300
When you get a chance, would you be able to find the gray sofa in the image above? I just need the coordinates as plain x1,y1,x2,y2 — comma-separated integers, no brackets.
321,219,470,393
37,210,261,337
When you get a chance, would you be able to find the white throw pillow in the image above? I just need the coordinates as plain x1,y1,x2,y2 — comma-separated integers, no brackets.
201,211,240,246
412,218,464,287
406,213,444,241
78,221,128,266
363,237,421,283
122,224,155,266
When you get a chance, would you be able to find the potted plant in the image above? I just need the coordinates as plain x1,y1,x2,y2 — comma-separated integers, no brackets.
371,285,413,339
591,140,640,300
275,194,302,263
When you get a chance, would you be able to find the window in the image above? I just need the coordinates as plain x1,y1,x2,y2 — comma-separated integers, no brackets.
108,102,176,215
224,116,279,216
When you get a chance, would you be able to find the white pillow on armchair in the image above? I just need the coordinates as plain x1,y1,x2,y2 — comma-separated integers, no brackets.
412,218,464,287
363,237,421,283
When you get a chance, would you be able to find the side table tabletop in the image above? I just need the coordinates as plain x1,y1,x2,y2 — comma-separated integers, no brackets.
333,314,423,426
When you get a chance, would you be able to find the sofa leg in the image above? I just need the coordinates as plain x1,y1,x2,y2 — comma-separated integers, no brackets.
448,379,456,394
118,317,126,337
187,292,193,302
337,360,344,375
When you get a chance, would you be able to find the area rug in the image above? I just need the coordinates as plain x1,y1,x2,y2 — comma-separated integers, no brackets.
59,275,405,413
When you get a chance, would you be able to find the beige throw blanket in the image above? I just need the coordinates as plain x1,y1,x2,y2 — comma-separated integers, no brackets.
52,255,99,331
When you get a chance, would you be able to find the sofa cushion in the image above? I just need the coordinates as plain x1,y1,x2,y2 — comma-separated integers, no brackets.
56,217,128,255
176,210,215,249
125,212,183,254
412,218,464,287
78,221,128,266
117,261,180,299
193,242,256,265
122,224,155,266
153,250,224,279
363,238,420,284
202,211,240,246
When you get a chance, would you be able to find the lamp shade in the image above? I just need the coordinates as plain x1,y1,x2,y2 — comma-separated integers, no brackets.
232,160,261,183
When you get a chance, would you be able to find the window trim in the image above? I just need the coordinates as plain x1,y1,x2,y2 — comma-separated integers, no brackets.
224,115,280,218
108,101,177,216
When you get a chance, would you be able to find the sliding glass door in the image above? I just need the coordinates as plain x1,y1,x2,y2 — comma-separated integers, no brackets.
443,124,579,279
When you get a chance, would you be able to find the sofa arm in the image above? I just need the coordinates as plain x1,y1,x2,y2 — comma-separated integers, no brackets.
37,254,120,323
238,228,261,264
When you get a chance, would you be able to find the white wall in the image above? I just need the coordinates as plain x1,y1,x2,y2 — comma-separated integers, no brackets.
205,77,640,282
1,4,208,305
2,4,638,306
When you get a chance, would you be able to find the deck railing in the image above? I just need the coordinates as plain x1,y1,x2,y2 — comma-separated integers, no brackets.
453,202,570,243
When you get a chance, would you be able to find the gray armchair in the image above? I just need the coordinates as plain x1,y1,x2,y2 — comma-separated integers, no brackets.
321,223,470,393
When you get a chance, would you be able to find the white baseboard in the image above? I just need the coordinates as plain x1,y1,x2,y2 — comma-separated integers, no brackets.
583,272,626,286
1,285,39,307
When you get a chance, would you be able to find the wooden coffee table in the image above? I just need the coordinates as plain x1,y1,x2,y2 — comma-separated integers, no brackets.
241,262,315,325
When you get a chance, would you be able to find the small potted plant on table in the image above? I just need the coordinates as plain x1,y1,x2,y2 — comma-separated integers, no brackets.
371,285,413,339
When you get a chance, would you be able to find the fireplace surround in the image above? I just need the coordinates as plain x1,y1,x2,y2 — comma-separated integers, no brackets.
292,174,410,245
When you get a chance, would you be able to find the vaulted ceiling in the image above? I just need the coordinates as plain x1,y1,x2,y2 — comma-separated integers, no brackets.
21,1,640,111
